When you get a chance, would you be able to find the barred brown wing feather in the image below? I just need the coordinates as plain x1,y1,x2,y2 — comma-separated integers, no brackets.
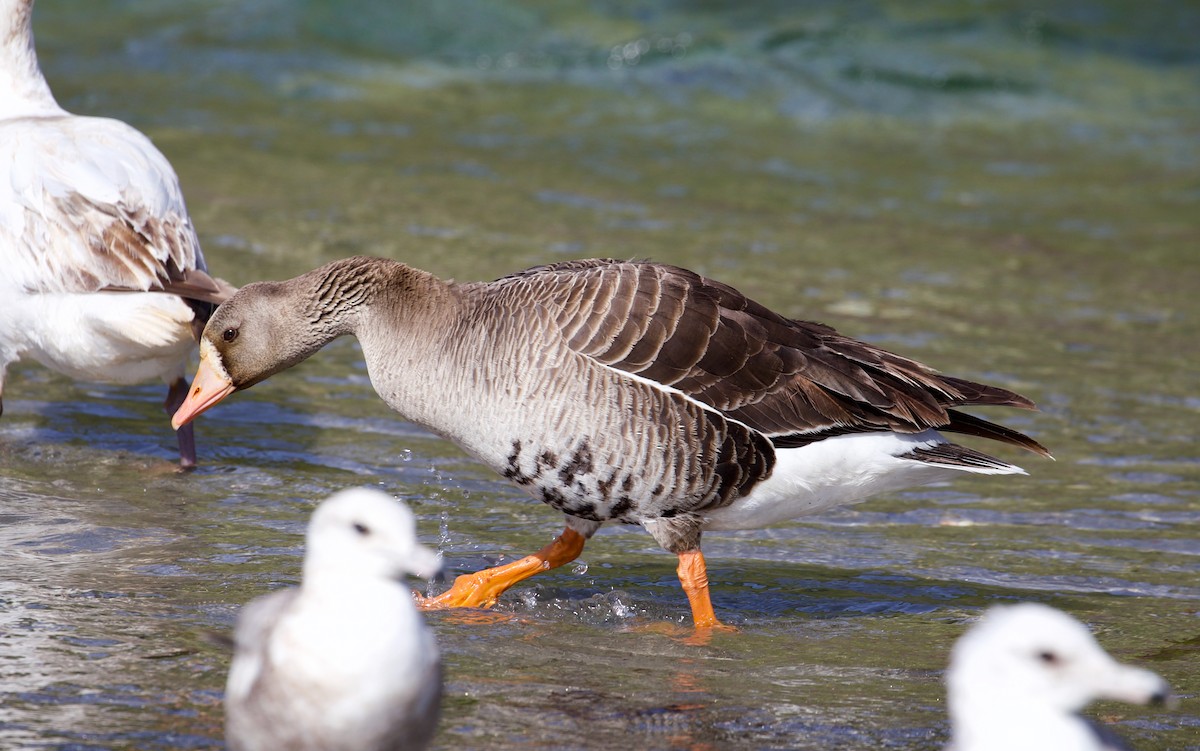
489,259,1045,456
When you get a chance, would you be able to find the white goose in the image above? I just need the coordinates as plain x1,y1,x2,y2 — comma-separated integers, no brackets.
0,0,232,466
225,488,443,751
947,603,1173,751
172,256,1051,629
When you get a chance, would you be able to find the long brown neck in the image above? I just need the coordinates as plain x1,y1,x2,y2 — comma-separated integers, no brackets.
301,256,384,333
299,256,456,339
322,258,473,432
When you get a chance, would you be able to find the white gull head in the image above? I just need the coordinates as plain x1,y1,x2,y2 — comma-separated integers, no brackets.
304,487,442,585
946,602,1171,751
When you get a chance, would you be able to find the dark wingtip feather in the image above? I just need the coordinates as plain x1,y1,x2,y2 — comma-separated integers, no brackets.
163,269,239,305
903,443,1025,473
939,375,1039,411
945,409,1053,459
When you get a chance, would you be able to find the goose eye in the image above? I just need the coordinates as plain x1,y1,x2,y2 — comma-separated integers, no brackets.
1038,650,1060,665
353,522,370,537
222,328,239,343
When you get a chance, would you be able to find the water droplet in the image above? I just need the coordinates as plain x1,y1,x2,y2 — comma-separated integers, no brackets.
517,590,539,609
610,597,631,619
400,449,413,462
571,561,589,575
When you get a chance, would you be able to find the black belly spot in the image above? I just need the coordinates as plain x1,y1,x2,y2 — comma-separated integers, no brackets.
597,473,617,501
541,486,566,507
620,475,634,493
651,484,665,497
502,439,535,486
571,501,598,521
611,496,634,518
558,441,595,486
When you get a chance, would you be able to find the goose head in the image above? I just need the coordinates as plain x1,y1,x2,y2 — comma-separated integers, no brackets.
171,259,381,428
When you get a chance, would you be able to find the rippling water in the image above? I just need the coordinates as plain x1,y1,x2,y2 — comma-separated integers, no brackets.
2,1,1198,749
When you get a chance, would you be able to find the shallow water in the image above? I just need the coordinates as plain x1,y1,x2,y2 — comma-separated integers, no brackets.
2,1,1198,749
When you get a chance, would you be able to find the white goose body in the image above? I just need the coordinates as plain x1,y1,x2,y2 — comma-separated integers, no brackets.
1,282,196,384
0,0,230,464
704,429,998,529
176,256,1050,625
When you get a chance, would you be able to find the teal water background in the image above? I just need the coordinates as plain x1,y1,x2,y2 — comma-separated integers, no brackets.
1,1,1197,748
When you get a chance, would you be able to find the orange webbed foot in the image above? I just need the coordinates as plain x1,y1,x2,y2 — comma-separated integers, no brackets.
415,569,521,610
414,527,588,611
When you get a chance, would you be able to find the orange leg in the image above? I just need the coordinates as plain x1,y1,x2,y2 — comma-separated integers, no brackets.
417,527,587,610
677,549,731,631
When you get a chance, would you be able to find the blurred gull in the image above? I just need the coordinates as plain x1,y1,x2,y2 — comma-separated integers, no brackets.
947,602,1172,751
225,488,443,751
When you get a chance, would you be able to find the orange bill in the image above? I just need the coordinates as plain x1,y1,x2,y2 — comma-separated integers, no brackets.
171,357,235,429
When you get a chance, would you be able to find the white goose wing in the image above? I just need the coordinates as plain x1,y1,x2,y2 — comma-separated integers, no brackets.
0,114,226,301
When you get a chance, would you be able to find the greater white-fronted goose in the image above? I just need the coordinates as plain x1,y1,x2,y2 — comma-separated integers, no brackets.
225,488,443,751
946,603,1172,751
0,0,232,467
173,256,1050,628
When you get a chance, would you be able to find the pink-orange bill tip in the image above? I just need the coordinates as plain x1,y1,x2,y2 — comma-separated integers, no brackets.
171,359,235,429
